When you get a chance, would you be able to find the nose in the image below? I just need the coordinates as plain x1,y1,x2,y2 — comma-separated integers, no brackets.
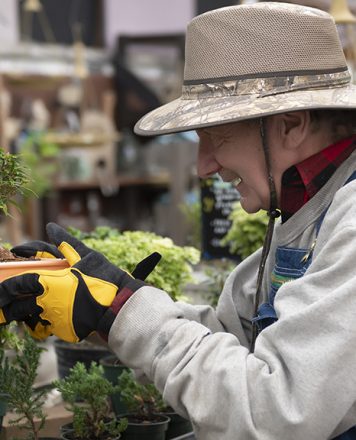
196,135,221,178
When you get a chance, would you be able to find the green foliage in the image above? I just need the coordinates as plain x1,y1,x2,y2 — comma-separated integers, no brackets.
54,362,127,439
68,226,201,301
0,322,24,351
0,333,47,440
179,196,202,250
118,370,165,419
203,259,236,307
221,203,268,260
19,131,59,198
0,148,31,216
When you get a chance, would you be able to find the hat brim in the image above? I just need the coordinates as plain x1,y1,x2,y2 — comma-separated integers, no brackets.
134,84,356,136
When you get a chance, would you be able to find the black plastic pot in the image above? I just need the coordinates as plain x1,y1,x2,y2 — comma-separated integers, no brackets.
39,437,62,440
0,392,8,433
61,431,121,440
54,339,111,378
119,414,170,440
100,355,129,416
170,434,195,440
161,411,192,439
60,419,122,439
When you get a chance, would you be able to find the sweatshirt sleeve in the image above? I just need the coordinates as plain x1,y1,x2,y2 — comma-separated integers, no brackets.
108,194,356,440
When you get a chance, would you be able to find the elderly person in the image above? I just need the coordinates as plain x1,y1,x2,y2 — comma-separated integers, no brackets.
2,3,356,439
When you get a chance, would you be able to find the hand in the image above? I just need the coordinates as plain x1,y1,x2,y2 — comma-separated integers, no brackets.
0,223,161,342
8,240,66,340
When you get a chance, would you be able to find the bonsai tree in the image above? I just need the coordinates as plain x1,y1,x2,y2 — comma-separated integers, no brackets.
68,226,201,301
0,331,48,440
54,362,127,440
0,148,30,217
117,369,165,422
0,148,31,261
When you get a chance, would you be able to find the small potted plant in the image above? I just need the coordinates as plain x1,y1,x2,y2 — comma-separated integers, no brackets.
117,369,171,440
0,148,68,282
100,356,192,439
0,330,60,440
54,361,127,440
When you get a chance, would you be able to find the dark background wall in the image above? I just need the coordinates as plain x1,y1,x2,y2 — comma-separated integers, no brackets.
18,0,103,46
197,0,238,14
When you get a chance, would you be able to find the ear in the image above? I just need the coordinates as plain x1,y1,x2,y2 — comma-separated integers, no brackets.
273,111,311,150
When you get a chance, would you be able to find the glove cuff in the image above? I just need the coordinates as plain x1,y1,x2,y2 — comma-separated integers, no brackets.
97,278,146,339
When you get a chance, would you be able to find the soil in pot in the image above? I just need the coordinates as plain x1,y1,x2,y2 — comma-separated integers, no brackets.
54,339,111,379
119,414,170,440
100,355,129,416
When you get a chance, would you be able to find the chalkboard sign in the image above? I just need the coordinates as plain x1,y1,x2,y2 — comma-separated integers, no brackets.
200,175,240,260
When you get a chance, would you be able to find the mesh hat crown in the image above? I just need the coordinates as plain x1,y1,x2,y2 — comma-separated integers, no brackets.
135,2,356,136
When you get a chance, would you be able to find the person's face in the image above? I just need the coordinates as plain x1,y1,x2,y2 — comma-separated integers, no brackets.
196,120,273,213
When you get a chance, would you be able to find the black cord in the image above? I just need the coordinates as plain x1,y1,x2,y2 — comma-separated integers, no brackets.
250,118,281,352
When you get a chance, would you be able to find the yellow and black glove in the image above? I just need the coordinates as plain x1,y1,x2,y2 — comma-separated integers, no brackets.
0,223,161,342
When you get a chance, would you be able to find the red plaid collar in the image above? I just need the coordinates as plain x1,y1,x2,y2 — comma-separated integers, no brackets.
280,136,356,222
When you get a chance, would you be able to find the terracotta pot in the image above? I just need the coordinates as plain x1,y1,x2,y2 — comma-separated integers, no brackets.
0,258,69,282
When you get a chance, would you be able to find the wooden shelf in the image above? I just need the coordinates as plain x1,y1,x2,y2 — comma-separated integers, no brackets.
54,173,171,191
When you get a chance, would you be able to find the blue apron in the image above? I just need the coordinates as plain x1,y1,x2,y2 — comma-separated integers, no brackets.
253,171,356,440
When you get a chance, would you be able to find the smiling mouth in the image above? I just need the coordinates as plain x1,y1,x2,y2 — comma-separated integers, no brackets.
230,177,242,186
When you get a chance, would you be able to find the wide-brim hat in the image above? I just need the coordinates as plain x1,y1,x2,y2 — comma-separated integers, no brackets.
134,2,356,136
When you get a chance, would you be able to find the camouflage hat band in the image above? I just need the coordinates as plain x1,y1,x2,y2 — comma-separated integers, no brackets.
181,70,351,100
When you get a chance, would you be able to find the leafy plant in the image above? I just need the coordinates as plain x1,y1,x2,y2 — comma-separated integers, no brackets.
203,259,236,307
0,148,31,216
0,322,24,351
179,195,202,250
118,369,165,420
68,226,201,301
0,332,47,440
221,203,268,259
19,131,59,198
54,362,127,439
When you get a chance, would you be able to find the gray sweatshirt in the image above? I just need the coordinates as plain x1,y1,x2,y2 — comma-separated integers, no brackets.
108,151,356,440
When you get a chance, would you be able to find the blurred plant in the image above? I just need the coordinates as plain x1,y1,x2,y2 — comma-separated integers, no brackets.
68,226,201,301
221,203,268,260
179,193,202,250
19,131,59,198
203,259,236,307
55,362,127,439
0,322,24,351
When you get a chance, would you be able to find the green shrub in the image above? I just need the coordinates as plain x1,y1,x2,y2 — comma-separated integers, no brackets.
221,203,268,259
68,226,201,301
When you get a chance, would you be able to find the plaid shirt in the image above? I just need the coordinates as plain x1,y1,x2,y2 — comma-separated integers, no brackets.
280,136,356,222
